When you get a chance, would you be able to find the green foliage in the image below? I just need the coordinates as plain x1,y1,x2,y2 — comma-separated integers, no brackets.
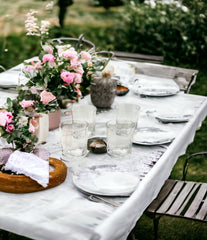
0,34,41,69
111,2,207,68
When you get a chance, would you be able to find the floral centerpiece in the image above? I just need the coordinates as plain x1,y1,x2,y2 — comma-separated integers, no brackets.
0,87,58,153
23,10,110,106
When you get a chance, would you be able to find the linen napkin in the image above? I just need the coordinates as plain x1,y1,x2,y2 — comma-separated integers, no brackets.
5,150,49,187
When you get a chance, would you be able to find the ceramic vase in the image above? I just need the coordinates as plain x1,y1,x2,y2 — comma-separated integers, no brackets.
90,76,117,109
48,108,61,131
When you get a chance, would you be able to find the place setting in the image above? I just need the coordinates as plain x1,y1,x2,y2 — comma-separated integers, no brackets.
133,74,180,97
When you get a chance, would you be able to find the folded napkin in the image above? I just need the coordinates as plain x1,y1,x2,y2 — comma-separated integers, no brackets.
5,150,49,187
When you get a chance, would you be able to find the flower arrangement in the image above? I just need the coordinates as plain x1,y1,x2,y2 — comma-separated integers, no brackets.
23,9,111,105
23,44,105,104
0,87,58,153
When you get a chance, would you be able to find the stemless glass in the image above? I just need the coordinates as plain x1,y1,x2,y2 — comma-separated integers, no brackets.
115,103,140,129
60,120,88,161
106,120,135,158
72,104,96,137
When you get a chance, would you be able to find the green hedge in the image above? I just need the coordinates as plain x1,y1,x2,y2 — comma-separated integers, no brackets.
111,1,207,68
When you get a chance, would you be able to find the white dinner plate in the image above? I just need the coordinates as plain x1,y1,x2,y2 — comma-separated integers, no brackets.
155,114,192,123
138,88,179,97
72,165,140,196
133,127,174,146
133,75,180,97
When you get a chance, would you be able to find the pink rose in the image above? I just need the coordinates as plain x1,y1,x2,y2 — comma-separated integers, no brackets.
40,90,56,105
0,111,7,127
75,66,84,75
80,51,91,62
30,86,38,94
0,110,13,127
74,73,82,83
60,71,75,85
42,44,53,54
58,48,64,56
25,65,35,71
62,48,78,59
42,54,55,63
35,61,43,70
5,112,13,124
6,124,14,133
70,57,80,68
19,100,35,108
75,84,82,97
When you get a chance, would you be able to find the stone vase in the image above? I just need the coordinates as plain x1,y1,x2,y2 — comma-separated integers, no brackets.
90,76,117,109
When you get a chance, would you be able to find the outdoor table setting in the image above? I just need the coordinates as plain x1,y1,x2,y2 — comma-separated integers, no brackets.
0,57,207,240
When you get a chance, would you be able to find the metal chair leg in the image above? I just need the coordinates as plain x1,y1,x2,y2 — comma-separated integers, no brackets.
153,216,161,240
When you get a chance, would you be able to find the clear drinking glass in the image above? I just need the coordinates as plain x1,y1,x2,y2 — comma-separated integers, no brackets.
106,120,135,158
115,103,140,129
60,120,88,161
72,104,96,137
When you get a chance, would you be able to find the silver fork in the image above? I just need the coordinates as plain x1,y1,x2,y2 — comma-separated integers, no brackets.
88,195,121,207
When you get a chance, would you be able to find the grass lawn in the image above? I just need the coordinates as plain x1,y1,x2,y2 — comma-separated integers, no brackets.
0,1,206,240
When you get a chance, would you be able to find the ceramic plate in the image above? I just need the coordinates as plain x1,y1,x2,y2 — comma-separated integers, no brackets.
72,165,140,196
133,75,180,97
155,114,192,123
133,127,174,146
138,88,179,97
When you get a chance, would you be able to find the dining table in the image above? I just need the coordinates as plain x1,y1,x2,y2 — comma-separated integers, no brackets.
0,59,207,240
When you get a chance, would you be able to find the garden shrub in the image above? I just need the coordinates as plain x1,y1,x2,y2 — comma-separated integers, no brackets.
112,1,207,68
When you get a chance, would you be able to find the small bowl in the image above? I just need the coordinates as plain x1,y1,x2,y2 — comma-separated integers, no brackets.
88,137,107,154
116,85,129,96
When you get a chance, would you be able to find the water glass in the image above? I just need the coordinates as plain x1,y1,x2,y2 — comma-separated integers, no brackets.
60,120,88,161
115,103,140,128
106,120,135,158
72,104,96,137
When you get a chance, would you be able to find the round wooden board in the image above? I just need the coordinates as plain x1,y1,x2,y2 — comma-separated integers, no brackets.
0,158,67,193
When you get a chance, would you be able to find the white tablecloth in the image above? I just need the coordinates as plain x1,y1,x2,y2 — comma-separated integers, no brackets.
0,63,207,240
